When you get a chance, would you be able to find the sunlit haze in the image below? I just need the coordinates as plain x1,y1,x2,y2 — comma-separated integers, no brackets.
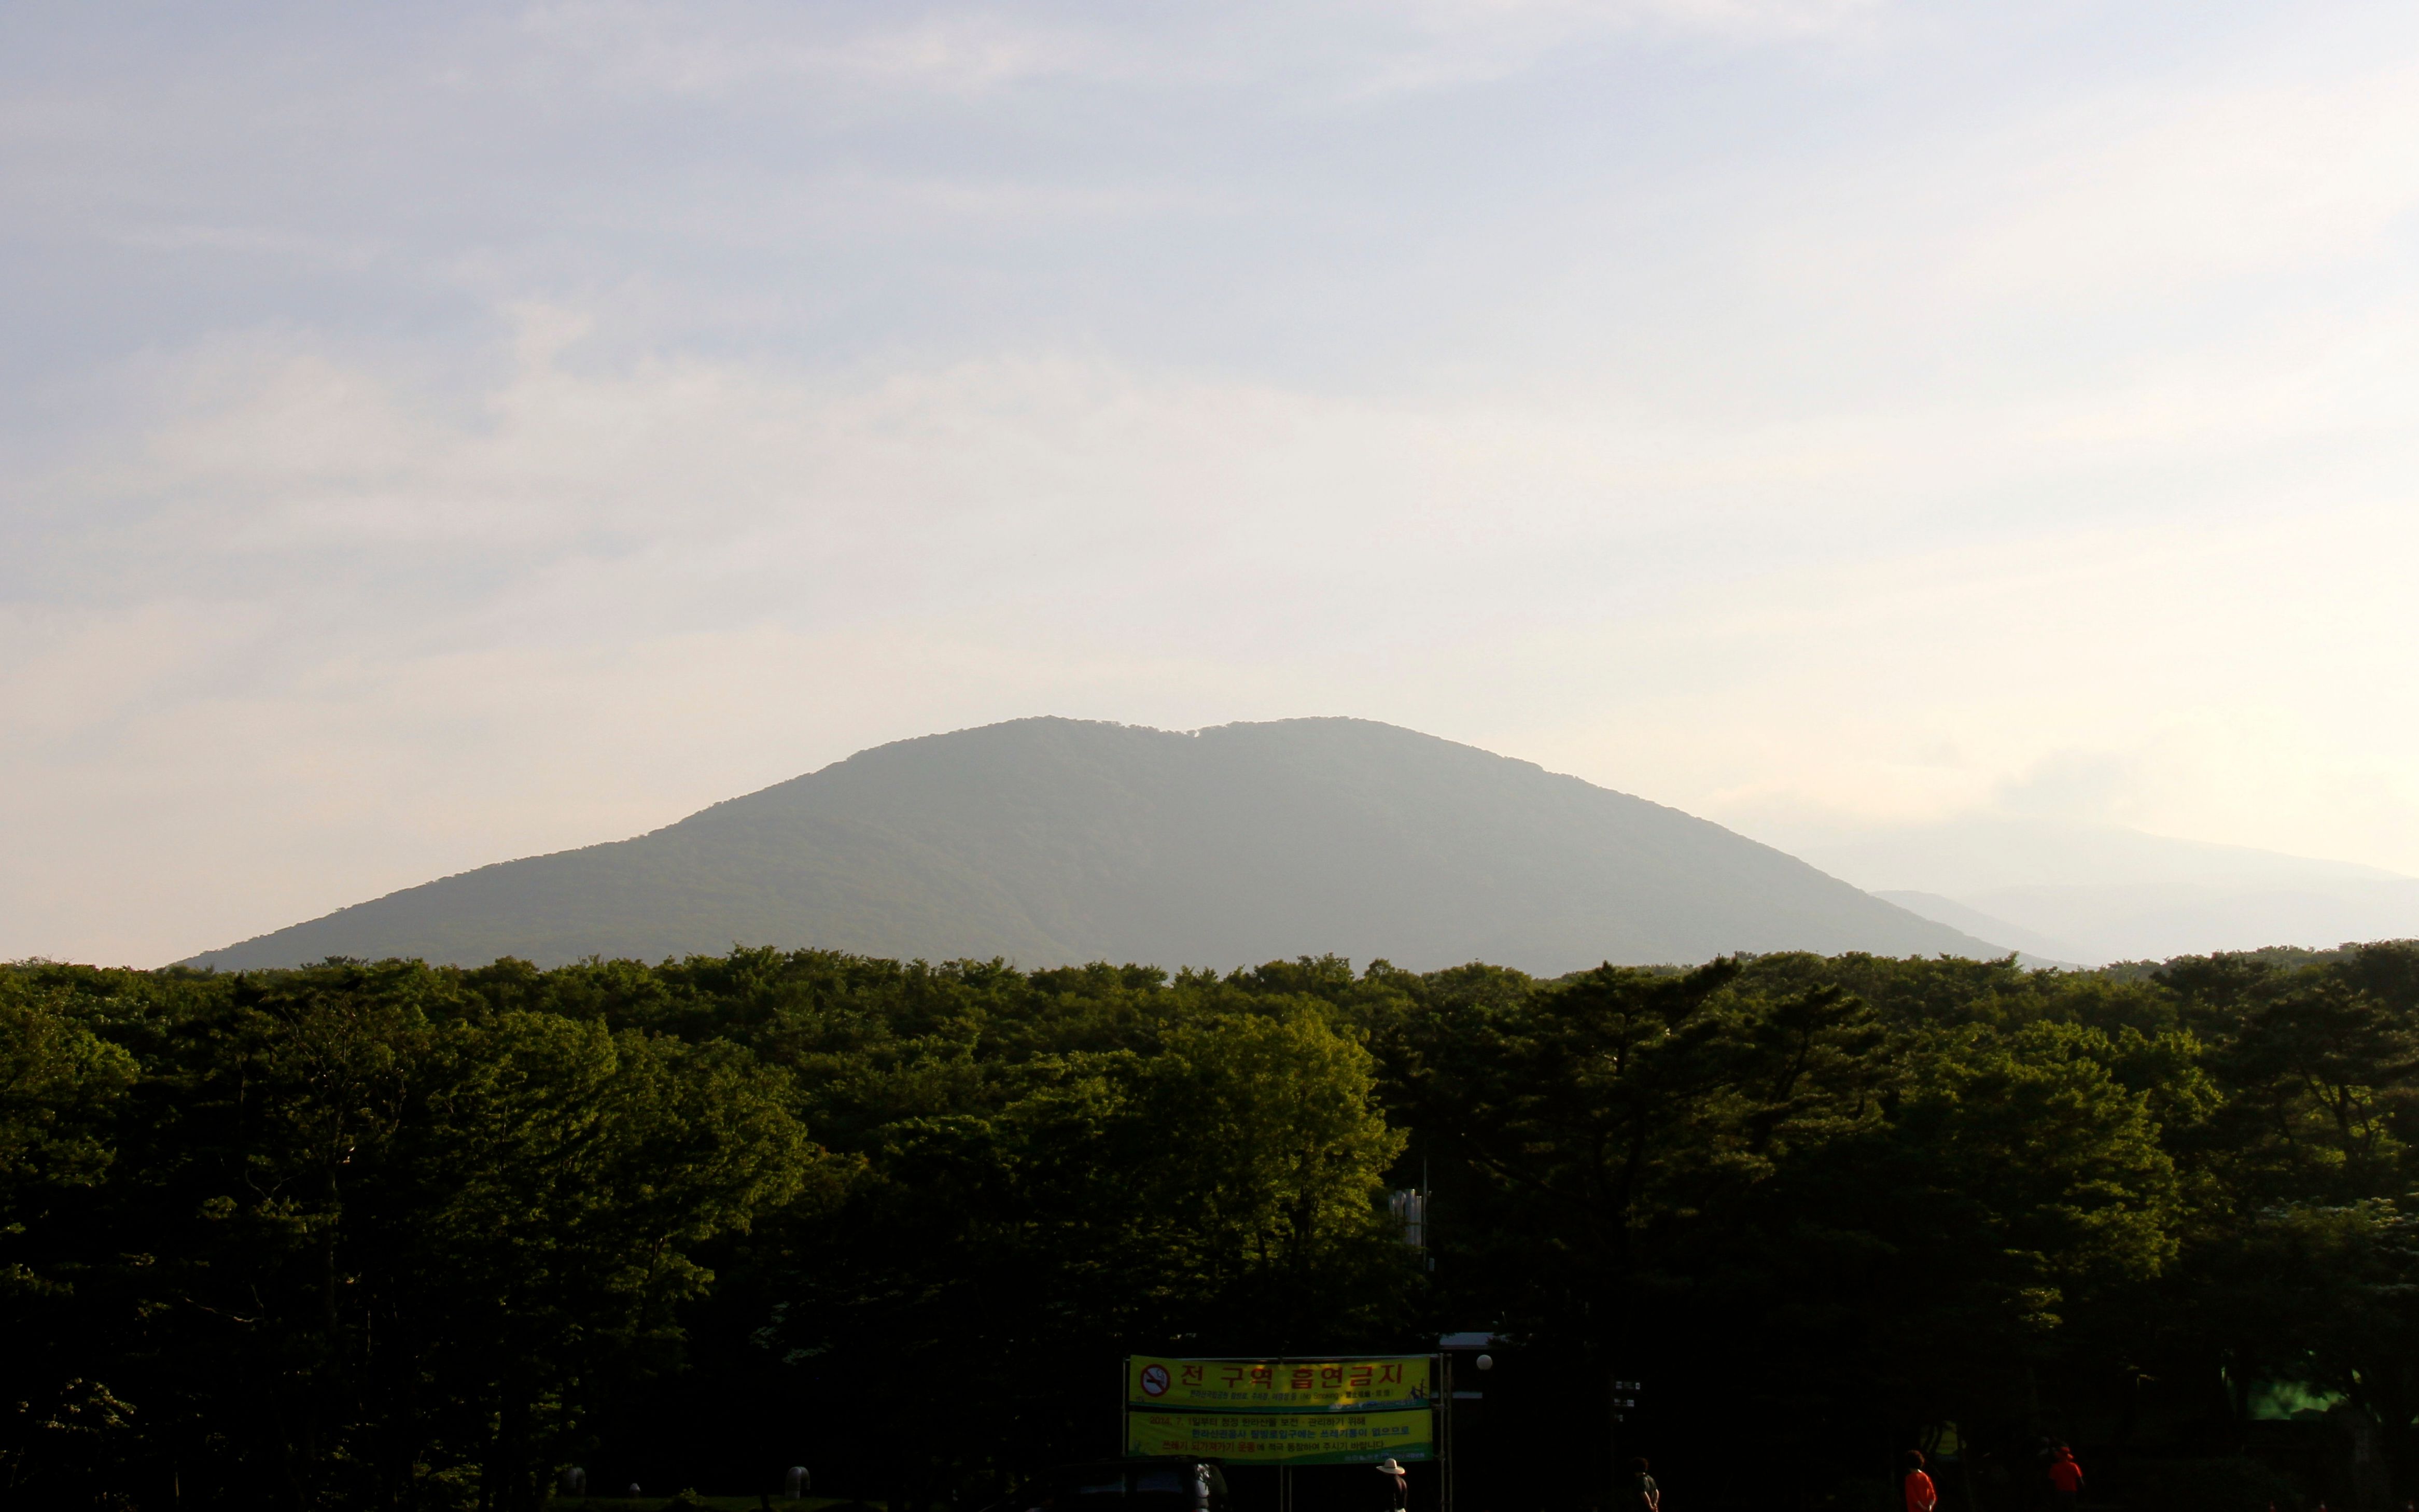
8,1,2419,965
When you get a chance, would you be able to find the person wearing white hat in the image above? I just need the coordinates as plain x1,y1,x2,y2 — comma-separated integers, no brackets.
1375,1459,1409,1512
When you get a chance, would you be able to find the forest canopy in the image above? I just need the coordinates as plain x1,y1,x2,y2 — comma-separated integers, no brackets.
6,942,2419,1511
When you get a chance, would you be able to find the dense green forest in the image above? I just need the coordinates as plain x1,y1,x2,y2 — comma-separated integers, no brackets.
6,943,2419,1512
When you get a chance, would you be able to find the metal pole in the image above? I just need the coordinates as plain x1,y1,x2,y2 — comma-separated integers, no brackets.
1278,1352,1289,1512
1442,1352,1453,1512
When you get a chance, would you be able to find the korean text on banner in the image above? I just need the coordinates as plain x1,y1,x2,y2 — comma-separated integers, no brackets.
1126,1357,1432,1413
1124,1409,1435,1466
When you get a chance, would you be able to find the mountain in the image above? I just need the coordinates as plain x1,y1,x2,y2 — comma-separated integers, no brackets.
1924,880,2419,967
187,717,2007,973
1872,892,2089,968
1767,816,2419,967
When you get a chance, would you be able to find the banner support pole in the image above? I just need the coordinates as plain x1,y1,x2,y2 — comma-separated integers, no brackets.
1441,1351,1453,1512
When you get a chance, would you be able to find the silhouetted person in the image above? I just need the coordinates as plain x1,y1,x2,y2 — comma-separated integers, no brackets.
1375,1458,1409,1512
1631,1459,1660,1512
1905,1452,1937,1512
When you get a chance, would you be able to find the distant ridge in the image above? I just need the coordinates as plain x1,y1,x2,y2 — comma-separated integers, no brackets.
1874,891,2087,969
1783,816,2419,965
188,717,2007,973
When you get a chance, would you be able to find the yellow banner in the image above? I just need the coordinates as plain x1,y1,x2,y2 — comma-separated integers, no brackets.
1126,1356,1432,1413
1125,1409,1435,1466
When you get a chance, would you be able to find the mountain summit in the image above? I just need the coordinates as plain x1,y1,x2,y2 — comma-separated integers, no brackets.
189,717,2003,972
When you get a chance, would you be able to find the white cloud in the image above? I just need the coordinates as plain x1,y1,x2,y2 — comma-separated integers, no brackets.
517,2,1122,97
10,287,2419,965
510,0,1885,109
1943,64,2419,302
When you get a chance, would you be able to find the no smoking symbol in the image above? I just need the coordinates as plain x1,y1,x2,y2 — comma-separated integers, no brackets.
1141,1365,1171,1397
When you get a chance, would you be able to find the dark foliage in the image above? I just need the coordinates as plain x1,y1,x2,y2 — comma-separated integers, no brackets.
6,941,2419,1510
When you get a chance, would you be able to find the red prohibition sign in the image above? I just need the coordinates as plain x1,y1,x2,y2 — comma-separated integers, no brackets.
1141,1364,1171,1397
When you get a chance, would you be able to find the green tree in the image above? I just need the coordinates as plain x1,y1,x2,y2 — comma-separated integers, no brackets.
0,978,141,1502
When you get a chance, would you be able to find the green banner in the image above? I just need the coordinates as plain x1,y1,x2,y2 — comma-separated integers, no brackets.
1124,1408,1435,1466
1126,1356,1432,1413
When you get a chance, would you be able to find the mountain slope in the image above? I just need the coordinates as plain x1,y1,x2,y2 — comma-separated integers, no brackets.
1773,816,2419,965
189,717,2006,973
1874,891,2089,968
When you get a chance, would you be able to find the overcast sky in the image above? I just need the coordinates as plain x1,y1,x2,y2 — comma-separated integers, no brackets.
9,0,2419,965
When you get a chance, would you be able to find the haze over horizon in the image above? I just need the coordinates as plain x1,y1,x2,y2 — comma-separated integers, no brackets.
9,1,2419,966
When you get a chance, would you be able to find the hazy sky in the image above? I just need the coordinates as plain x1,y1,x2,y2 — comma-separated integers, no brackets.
9,0,2419,965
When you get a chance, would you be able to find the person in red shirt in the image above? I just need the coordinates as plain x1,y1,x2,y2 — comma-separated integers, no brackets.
2048,1447,2084,1510
1905,1452,1938,1512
